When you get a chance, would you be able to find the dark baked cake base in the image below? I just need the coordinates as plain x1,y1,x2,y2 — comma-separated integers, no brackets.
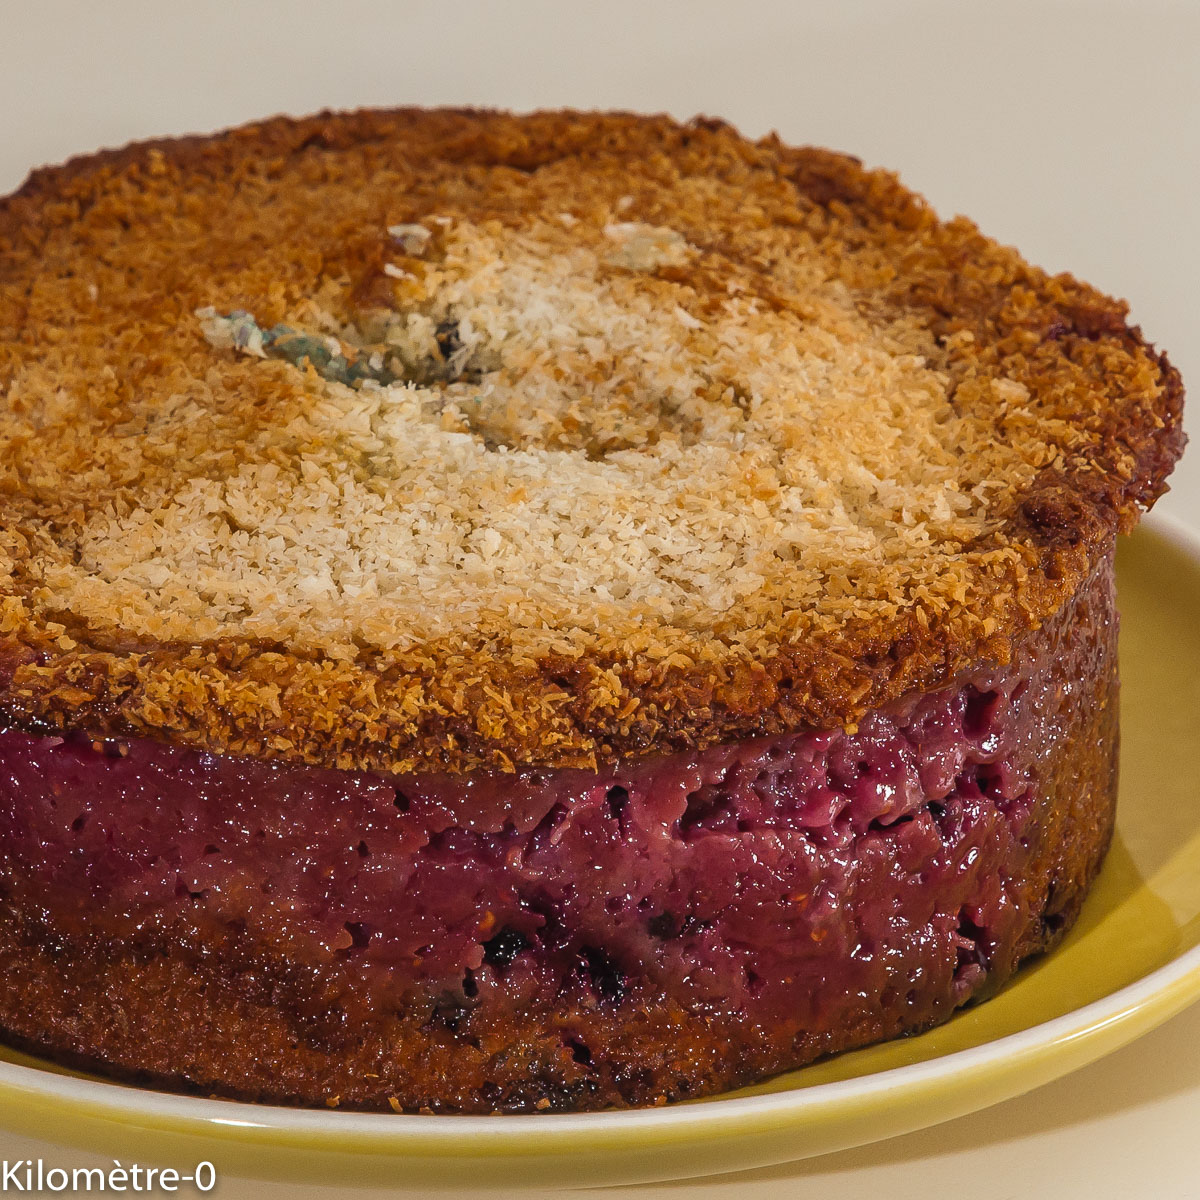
0,559,1118,1113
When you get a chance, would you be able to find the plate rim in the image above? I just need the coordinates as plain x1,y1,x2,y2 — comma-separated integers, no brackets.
2,511,1199,1160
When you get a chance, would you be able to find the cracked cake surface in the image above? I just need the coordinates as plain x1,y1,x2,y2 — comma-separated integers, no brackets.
0,107,1185,773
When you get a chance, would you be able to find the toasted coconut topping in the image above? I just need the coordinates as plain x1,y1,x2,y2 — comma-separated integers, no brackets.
76,219,1019,652
0,108,1184,772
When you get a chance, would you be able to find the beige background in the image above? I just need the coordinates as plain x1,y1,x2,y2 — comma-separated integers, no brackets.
1,1,1197,1196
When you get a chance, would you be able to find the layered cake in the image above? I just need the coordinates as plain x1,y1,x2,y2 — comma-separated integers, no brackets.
0,109,1185,1112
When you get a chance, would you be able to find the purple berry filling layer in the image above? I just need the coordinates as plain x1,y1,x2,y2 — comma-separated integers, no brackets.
0,561,1112,1052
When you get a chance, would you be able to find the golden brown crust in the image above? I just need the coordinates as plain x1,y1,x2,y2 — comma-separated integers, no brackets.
0,108,1185,773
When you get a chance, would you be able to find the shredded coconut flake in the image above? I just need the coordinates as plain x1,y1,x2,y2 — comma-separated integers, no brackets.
387,223,432,254
603,222,693,272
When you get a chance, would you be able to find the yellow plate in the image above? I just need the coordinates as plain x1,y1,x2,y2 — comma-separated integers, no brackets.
2,517,1199,1190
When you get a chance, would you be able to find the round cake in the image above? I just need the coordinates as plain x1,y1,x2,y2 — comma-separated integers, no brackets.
0,108,1185,1113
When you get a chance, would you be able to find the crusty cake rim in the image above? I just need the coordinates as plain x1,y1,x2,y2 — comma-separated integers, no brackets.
0,106,1185,774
